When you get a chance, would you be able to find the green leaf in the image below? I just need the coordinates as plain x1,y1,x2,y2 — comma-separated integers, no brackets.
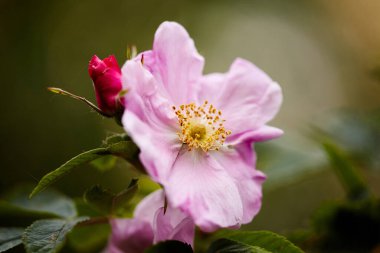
145,240,193,253
84,179,138,215
322,141,369,200
314,110,380,170
73,198,103,218
107,141,139,160
0,186,76,226
103,133,130,146
0,201,59,227
112,178,138,212
0,227,24,252
6,187,76,218
126,45,137,60
23,217,88,253
210,231,304,253
84,185,114,214
208,238,271,253
30,139,139,198
65,223,110,253
90,155,118,172
30,148,109,198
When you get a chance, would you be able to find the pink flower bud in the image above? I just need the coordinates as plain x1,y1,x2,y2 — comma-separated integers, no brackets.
88,55,124,116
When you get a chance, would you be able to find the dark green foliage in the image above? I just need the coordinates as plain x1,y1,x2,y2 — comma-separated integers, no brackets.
84,179,138,215
310,201,380,252
210,231,304,253
22,217,88,253
0,187,93,253
0,228,24,252
90,155,118,172
293,130,380,253
317,110,380,171
145,240,193,253
30,134,139,198
0,187,77,227
208,238,270,253
322,142,368,201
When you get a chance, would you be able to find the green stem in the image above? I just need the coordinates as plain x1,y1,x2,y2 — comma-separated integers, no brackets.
47,87,111,117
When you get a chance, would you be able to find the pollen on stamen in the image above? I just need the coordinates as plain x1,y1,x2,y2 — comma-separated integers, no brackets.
173,101,231,152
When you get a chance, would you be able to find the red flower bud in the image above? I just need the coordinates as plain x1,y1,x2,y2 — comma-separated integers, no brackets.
88,55,124,116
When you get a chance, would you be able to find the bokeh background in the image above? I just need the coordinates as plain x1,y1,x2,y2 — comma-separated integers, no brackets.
1,0,380,237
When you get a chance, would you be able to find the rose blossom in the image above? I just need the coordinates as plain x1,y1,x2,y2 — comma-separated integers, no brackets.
122,21,283,232
88,55,124,117
104,190,194,253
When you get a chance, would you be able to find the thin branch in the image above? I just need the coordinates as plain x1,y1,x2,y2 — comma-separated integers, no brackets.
47,87,111,117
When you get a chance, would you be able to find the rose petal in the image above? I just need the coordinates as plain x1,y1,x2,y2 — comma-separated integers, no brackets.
134,190,165,222
122,60,174,125
105,190,195,252
168,216,195,247
141,21,204,105
123,111,181,181
211,144,266,224
105,218,153,253
227,125,284,145
153,207,195,247
164,150,244,232
198,58,282,138
122,61,181,181
103,55,121,73
89,55,123,115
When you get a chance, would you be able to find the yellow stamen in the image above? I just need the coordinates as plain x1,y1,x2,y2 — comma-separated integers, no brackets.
173,101,231,152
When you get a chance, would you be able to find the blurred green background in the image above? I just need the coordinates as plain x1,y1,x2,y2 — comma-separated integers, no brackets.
1,0,380,236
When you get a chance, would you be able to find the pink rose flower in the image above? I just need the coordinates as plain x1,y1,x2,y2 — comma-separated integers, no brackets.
105,190,194,253
88,55,124,117
122,22,283,232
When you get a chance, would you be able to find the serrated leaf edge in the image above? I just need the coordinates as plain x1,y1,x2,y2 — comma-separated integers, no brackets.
22,217,89,253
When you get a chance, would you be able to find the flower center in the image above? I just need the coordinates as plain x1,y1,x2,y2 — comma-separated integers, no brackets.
172,101,231,152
